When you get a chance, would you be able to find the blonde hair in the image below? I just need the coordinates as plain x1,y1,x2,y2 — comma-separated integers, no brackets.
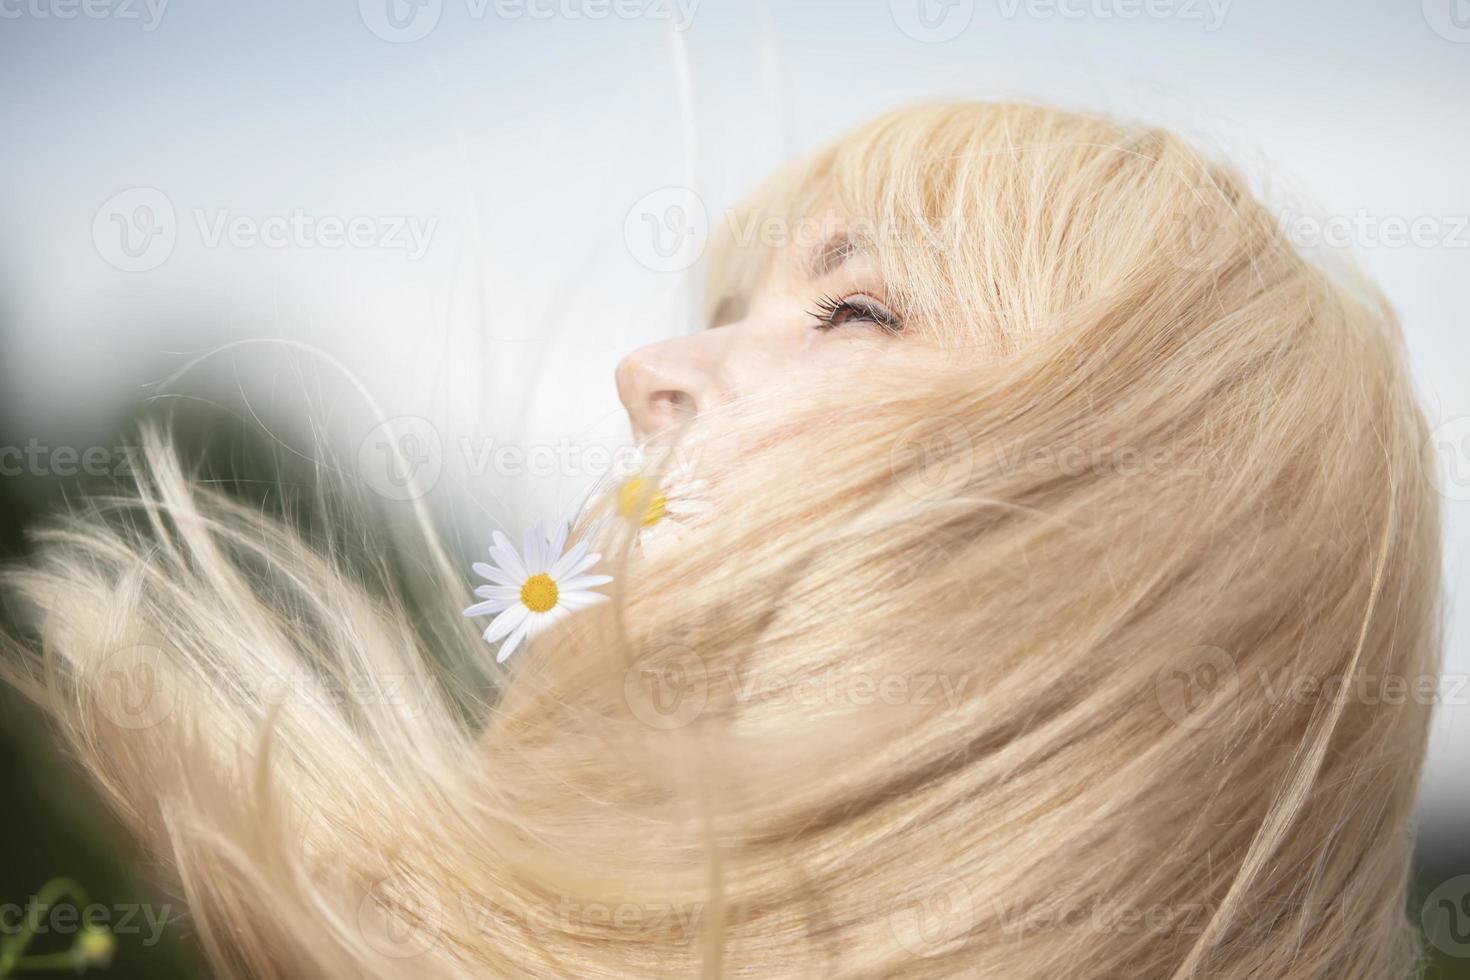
3,101,1442,978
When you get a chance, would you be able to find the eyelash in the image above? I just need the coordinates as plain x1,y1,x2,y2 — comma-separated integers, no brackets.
807,293,904,334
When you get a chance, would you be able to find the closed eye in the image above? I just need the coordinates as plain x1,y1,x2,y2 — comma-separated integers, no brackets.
807,293,903,334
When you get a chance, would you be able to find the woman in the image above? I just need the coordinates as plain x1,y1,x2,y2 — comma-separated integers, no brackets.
4,101,1441,978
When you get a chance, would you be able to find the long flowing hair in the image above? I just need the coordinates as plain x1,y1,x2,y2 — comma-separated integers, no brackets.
3,101,1442,978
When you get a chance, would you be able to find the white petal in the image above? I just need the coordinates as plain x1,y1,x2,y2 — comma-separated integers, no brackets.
550,538,591,578
482,604,528,644
559,574,612,592
538,607,572,630
529,525,552,570
463,598,513,617
537,607,578,632
490,532,527,580
489,545,527,581
558,551,603,580
474,585,520,600
496,616,533,663
548,521,569,565
559,591,610,611
472,561,517,586
518,527,535,573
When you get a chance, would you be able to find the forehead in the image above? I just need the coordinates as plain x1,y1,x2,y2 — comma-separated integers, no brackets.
760,214,877,294
704,206,882,322
808,232,862,278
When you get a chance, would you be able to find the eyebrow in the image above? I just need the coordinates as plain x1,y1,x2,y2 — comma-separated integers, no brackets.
807,233,863,279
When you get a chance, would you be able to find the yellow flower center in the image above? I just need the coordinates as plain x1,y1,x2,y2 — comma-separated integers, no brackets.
520,573,559,613
618,477,667,528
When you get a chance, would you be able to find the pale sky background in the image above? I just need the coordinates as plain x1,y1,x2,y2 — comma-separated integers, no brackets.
0,0,1465,854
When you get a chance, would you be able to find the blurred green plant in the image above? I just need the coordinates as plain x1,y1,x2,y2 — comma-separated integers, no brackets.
0,878,114,976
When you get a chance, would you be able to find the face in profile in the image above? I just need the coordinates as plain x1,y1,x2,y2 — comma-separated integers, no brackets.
615,224,954,446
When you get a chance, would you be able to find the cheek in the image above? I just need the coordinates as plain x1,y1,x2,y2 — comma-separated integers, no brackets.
716,319,920,404
803,330,896,379
715,324,825,395
752,329,902,393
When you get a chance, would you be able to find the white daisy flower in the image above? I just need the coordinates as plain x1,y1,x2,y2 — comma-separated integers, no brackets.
463,521,612,663
608,448,710,531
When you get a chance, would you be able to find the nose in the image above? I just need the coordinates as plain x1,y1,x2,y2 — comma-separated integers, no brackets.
616,335,719,442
